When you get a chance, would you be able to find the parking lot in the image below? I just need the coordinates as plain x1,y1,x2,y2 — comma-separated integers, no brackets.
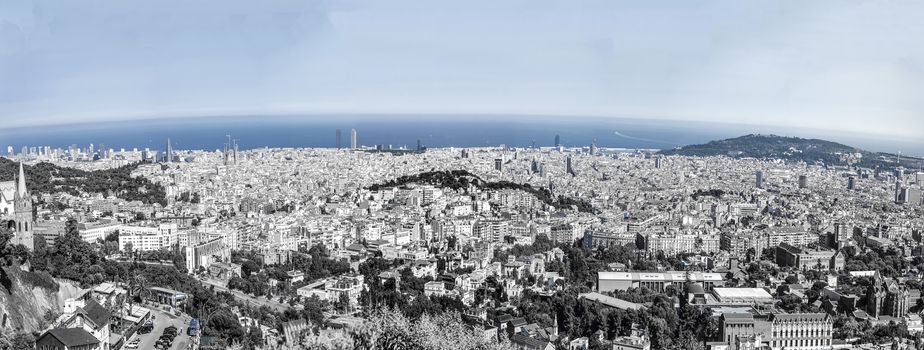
126,308,192,350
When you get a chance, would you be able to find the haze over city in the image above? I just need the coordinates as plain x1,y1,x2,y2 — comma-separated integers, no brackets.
1,0,923,138
2,2,924,350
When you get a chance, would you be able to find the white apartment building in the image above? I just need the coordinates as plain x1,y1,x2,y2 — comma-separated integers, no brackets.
119,223,180,252
78,221,122,244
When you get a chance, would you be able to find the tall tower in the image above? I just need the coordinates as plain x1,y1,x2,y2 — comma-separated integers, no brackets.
165,138,173,163
233,139,239,165
554,134,561,147
350,129,357,149
566,156,575,176
755,171,764,189
11,162,34,251
336,129,342,149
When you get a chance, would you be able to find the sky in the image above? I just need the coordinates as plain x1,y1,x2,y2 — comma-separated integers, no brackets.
0,0,922,138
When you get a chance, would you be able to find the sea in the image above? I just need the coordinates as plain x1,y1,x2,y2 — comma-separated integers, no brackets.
0,115,921,155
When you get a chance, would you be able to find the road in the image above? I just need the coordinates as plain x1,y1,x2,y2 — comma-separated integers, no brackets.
196,276,295,312
127,307,193,350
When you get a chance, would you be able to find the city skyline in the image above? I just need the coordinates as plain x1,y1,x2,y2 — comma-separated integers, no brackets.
2,1,924,349
1,115,922,156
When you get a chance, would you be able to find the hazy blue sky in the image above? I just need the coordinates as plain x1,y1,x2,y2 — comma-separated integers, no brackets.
1,0,922,137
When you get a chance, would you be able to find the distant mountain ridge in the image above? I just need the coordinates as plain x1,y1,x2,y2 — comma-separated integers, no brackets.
659,134,922,172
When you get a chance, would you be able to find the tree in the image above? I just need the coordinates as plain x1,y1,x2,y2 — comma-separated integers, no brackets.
336,292,351,313
352,308,509,350
0,332,35,350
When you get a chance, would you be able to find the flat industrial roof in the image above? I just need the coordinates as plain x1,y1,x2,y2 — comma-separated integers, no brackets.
579,292,646,311
712,288,772,299
598,271,724,282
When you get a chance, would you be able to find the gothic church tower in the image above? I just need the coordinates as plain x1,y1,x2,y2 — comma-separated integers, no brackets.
10,162,34,251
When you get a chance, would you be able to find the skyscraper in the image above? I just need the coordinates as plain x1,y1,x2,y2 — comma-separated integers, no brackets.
165,138,173,163
350,129,357,149
590,142,597,156
848,176,856,190
654,157,662,169
566,156,575,176
755,171,764,189
335,129,342,149
895,182,904,203
798,175,808,189
554,134,561,147
494,158,503,171
233,141,239,165
417,139,422,151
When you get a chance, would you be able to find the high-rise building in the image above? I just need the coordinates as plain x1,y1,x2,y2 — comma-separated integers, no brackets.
494,158,503,171
335,129,342,149
566,156,575,176
798,175,808,189
417,139,423,151
907,188,922,206
350,129,357,149
847,176,856,190
654,157,662,169
895,182,905,203
590,142,597,156
554,134,561,147
165,138,173,163
233,142,239,164
755,171,764,189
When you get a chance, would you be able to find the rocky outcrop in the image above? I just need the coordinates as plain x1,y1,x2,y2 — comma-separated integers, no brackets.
0,266,84,334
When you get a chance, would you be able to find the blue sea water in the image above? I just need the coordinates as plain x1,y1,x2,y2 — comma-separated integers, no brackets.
0,115,920,155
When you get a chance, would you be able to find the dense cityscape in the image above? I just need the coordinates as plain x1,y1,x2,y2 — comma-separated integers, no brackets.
1,130,923,350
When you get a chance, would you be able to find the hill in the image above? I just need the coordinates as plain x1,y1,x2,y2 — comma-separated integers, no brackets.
0,158,167,206
367,169,595,213
659,134,923,172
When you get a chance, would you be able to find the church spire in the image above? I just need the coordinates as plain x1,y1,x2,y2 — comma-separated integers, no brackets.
16,162,27,198
16,162,28,198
